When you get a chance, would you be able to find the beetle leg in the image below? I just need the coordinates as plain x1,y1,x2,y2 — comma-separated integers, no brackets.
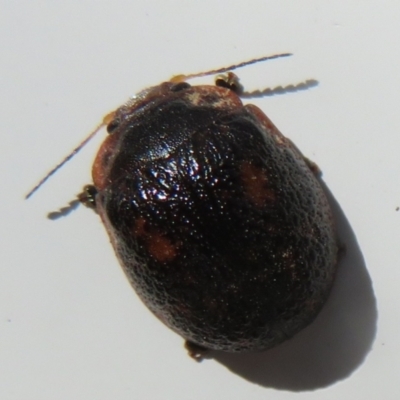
184,341,209,362
78,184,98,210
303,157,322,177
214,72,243,94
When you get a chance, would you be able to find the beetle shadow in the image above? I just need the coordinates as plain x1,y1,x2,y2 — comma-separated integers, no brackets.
210,183,377,391
47,199,81,220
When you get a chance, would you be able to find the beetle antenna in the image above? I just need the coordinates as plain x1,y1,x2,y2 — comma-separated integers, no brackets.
170,53,292,82
25,111,115,199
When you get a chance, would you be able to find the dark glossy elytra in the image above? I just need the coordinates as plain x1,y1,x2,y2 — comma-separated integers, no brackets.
87,73,338,356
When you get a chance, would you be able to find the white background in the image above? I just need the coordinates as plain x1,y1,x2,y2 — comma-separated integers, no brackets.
1,1,398,399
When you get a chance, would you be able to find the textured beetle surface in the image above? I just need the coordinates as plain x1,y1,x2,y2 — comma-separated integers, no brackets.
90,81,338,352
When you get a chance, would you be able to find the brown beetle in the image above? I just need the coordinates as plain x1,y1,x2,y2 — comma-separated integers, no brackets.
28,54,339,360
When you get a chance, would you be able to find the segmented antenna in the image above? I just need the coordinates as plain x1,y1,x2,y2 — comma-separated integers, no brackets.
170,53,292,82
25,111,115,199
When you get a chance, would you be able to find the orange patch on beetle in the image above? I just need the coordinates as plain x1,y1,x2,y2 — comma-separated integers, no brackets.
147,233,179,262
240,162,276,207
133,218,179,262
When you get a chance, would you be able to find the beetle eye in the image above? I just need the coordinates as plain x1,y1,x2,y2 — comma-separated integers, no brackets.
107,119,120,134
170,82,191,92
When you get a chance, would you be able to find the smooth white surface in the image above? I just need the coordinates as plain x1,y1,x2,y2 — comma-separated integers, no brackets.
1,1,398,399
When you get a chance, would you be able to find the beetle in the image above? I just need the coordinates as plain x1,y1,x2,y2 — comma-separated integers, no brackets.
27,54,339,360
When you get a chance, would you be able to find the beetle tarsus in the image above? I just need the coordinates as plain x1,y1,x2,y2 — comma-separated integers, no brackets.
184,341,209,362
